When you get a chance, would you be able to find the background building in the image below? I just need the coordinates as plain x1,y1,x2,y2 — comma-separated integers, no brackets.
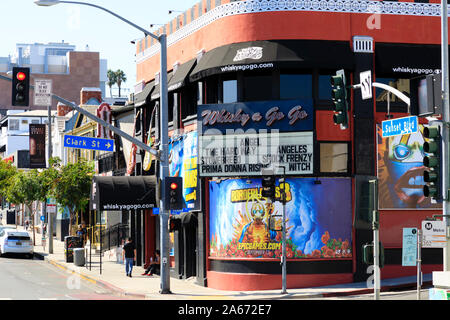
0,42,107,115
129,0,446,290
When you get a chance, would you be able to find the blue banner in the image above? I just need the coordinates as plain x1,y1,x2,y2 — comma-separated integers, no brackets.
198,99,313,135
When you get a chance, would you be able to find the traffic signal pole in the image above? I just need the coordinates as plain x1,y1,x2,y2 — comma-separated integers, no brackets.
440,0,450,273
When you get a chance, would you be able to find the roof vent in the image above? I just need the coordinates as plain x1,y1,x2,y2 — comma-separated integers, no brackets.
353,36,373,53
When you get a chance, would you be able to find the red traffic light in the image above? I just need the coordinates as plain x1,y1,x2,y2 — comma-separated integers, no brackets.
170,182,178,190
16,72,26,81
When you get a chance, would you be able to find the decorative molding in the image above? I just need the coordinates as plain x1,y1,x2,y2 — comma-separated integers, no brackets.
136,0,442,65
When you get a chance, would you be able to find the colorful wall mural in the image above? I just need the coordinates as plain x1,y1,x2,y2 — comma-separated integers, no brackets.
209,177,352,259
168,131,201,210
377,124,441,209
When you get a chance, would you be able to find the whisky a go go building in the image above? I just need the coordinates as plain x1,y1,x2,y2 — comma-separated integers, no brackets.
133,0,445,290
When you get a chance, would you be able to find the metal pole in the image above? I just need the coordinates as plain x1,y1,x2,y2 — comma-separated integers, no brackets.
417,229,422,300
47,104,53,254
159,34,172,294
370,179,380,300
441,0,450,272
281,177,287,294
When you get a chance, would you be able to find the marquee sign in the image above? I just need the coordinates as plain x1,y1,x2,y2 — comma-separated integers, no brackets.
199,132,313,177
198,99,313,134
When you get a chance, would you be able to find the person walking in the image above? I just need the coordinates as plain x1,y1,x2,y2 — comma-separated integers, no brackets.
122,238,136,277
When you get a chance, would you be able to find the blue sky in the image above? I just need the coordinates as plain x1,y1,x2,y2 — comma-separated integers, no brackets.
0,0,200,93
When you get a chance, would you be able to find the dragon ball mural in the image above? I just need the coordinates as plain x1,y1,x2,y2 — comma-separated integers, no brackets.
209,178,352,259
377,125,441,209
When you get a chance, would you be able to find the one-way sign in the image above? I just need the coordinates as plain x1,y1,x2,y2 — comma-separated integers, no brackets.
64,134,114,152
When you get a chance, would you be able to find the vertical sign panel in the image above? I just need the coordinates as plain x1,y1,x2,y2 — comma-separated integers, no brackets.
29,123,46,168
402,228,418,266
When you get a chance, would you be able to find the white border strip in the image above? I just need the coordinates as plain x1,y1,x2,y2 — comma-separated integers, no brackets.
136,0,442,65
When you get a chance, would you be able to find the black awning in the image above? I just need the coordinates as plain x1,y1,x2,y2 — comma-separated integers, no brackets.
375,43,442,77
90,176,157,211
189,40,354,81
151,72,174,100
168,58,197,92
134,81,155,107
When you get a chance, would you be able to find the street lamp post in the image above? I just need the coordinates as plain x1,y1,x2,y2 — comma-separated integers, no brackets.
35,0,172,294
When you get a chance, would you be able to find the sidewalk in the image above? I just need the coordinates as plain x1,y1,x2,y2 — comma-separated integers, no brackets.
2,220,432,300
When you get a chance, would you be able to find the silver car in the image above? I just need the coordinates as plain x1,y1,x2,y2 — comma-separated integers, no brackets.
0,229,33,259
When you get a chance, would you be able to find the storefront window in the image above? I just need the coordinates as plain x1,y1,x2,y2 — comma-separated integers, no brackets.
223,79,237,103
280,74,312,100
376,78,410,103
243,74,273,101
318,74,332,100
375,77,410,112
320,143,348,173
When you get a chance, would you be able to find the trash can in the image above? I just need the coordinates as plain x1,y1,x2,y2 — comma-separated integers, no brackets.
73,248,85,266
64,236,83,263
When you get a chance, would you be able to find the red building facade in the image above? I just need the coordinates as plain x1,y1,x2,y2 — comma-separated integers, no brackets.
134,0,445,290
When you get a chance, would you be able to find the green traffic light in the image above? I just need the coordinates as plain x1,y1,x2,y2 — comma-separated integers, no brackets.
330,75,343,87
333,112,346,124
424,126,439,139
423,184,437,198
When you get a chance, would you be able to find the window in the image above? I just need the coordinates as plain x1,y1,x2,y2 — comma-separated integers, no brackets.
375,77,410,112
243,73,273,101
31,119,40,124
9,119,19,130
223,79,237,103
320,143,348,173
280,73,312,100
21,119,28,125
318,74,333,101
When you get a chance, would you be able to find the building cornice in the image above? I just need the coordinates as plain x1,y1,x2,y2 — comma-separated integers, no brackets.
136,0,442,65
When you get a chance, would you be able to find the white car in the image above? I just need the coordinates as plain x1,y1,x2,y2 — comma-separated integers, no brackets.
0,229,33,259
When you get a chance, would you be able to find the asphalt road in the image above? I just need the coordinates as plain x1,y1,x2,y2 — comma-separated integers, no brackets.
0,254,138,300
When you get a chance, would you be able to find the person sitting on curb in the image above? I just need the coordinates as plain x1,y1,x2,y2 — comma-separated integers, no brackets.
141,250,160,276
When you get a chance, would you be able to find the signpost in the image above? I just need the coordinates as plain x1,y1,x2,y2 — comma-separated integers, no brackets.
402,228,418,267
381,115,418,138
422,220,447,248
360,70,373,100
34,79,52,107
63,135,114,152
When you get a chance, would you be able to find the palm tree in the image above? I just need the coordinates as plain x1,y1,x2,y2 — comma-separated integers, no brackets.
107,69,117,97
115,69,127,97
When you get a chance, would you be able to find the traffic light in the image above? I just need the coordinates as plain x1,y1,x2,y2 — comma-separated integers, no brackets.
330,71,349,129
163,176,184,210
12,67,30,106
261,176,276,199
362,242,385,268
169,215,181,232
423,125,442,201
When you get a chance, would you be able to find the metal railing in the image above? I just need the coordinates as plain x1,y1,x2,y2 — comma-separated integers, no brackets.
101,223,129,252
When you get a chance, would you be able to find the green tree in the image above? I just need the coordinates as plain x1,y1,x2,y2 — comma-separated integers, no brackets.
0,159,18,198
107,69,117,98
50,158,94,235
6,170,42,244
115,69,127,97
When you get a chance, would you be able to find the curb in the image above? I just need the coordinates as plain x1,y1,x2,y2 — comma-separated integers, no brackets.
34,252,147,300
33,251,430,300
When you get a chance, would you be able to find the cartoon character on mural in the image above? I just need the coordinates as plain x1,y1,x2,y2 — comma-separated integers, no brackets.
377,125,441,209
209,178,353,260
237,195,277,244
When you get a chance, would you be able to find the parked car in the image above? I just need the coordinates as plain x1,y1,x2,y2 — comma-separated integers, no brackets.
0,229,33,259
0,226,16,233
